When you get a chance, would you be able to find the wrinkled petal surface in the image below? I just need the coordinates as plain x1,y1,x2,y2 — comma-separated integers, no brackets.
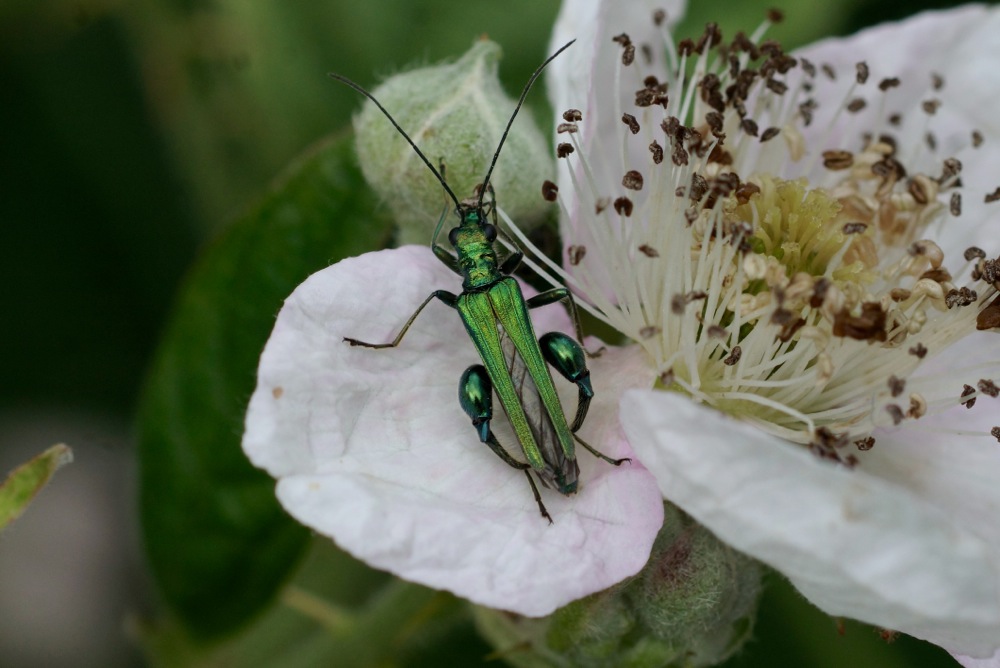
622,390,1000,656
244,246,664,616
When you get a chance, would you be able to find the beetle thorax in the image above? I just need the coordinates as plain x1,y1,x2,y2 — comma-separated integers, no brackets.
450,208,500,290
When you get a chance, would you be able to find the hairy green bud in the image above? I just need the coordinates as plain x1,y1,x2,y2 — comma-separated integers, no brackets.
474,504,762,667
353,39,554,245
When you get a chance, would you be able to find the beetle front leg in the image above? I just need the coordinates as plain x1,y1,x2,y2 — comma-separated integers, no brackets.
344,290,458,348
525,288,603,358
458,364,552,523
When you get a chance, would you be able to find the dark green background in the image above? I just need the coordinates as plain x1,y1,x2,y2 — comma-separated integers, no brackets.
0,0,985,665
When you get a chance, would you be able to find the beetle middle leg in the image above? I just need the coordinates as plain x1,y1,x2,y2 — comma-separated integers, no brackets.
458,364,552,523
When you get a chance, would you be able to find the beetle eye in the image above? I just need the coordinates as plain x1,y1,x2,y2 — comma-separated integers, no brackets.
482,223,497,242
448,227,460,246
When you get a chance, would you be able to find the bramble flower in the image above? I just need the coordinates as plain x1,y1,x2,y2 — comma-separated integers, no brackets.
533,0,1000,657
243,0,1000,660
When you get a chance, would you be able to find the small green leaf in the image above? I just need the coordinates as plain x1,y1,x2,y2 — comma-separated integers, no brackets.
0,443,73,531
137,134,391,640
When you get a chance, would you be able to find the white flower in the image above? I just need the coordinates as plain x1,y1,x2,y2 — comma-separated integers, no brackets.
531,0,1000,657
242,245,665,616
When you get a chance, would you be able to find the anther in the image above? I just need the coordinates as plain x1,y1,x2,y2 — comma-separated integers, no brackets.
886,404,904,425
822,150,854,170
541,180,559,202
855,62,869,84
723,346,742,365
649,141,664,164
638,244,659,258
961,384,977,409
855,437,875,451
922,99,941,115
562,109,583,122
556,143,574,158
622,170,644,191
613,196,633,217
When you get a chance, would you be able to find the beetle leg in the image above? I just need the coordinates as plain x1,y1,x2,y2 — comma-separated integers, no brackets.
525,288,603,357
539,332,593,433
344,290,458,348
573,433,631,467
458,364,553,523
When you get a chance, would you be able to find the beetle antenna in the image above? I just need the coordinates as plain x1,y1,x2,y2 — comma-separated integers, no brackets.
328,72,462,211
477,40,575,209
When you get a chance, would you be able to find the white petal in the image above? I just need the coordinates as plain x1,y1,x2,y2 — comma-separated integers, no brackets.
548,0,685,249
244,246,664,615
954,648,1000,667
621,389,1000,655
792,5,1000,255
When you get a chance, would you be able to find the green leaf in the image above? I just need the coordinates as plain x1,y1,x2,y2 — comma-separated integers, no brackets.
0,443,73,531
137,134,391,640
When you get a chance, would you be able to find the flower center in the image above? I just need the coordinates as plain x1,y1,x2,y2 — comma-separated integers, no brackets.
512,11,1000,462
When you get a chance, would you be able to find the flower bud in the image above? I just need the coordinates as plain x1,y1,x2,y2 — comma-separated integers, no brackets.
353,39,554,244
473,504,762,667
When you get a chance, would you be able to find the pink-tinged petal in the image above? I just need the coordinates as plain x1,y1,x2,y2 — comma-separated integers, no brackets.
954,648,1000,667
621,389,1000,656
244,246,663,615
790,5,1000,256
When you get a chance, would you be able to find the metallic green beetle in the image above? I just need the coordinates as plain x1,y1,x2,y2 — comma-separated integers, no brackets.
332,41,627,522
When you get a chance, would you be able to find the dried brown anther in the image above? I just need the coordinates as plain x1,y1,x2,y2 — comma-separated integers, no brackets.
567,245,586,266
823,150,854,170
979,379,1000,398
622,170,644,191
613,196,633,217
723,346,742,366
832,302,887,341
541,180,559,202
961,384,977,409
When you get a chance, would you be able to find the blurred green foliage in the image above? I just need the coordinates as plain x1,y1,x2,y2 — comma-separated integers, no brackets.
0,0,988,665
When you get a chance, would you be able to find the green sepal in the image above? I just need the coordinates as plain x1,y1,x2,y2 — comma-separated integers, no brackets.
353,39,555,245
137,133,391,640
